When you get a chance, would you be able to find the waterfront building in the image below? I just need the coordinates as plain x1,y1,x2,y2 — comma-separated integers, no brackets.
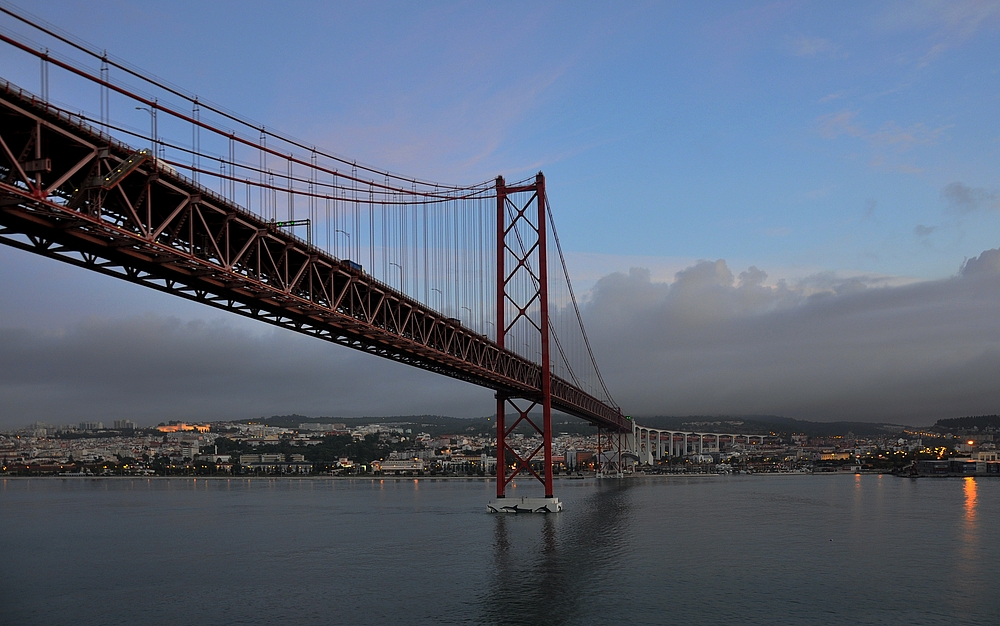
378,459,424,474
565,447,577,470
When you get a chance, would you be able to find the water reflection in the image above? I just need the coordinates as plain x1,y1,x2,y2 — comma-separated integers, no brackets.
959,477,978,561
963,477,977,524
479,481,634,625
953,477,981,611
852,473,863,524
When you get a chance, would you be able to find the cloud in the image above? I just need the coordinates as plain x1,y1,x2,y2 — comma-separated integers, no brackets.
867,121,949,149
914,224,937,237
942,181,1000,214
5,251,1000,428
818,91,847,104
790,36,840,57
819,113,948,150
306,58,574,182
563,251,700,297
581,251,1000,424
877,0,1000,64
0,315,492,427
880,0,1000,37
817,111,864,139
961,247,1000,276
817,111,949,173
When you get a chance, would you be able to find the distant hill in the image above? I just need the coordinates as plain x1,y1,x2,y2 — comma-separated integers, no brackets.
236,414,598,437
930,415,1000,433
239,414,490,436
221,411,1000,438
243,414,477,428
632,415,911,437
239,413,916,438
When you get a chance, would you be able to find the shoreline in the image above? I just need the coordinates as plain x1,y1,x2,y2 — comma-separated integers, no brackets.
4,471,990,481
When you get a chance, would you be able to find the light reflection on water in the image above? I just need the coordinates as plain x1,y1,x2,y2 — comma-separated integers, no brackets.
1,475,997,625
963,476,977,524
957,477,980,592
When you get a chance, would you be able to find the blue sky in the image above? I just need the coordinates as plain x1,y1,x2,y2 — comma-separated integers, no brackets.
2,1,1000,426
6,1,999,281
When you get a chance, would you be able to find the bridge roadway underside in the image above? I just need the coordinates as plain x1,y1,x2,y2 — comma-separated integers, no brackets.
0,84,628,432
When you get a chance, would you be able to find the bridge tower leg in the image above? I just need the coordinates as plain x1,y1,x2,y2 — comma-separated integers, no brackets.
488,173,559,513
495,175,507,502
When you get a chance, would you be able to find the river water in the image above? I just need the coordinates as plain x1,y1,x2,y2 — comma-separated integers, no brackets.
1,474,996,625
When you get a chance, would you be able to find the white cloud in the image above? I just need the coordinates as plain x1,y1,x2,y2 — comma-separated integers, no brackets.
790,36,840,57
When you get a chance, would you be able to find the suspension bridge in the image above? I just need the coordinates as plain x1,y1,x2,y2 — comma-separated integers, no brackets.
0,8,767,512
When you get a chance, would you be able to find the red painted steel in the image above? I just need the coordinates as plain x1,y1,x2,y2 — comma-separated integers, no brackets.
536,173,554,498
496,175,509,498
493,173,558,498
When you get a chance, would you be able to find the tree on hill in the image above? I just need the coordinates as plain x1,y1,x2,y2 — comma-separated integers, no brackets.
932,415,1000,432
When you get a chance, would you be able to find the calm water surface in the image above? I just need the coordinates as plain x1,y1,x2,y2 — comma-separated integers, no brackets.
1,474,996,625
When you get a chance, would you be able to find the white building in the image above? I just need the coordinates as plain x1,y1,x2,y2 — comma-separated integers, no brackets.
378,459,424,474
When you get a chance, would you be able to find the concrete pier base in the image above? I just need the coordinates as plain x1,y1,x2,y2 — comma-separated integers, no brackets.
487,497,563,513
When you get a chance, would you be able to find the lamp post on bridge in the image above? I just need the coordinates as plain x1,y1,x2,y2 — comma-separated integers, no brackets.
388,262,403,293
135,105,157,155
461,305,474,330
334,229,350,259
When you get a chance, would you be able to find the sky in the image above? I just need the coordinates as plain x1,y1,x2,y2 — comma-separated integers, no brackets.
1,0,1000,428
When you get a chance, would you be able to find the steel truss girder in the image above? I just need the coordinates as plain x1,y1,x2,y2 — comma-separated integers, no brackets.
0,82,627,429
596,427,627,477
497,398,546,489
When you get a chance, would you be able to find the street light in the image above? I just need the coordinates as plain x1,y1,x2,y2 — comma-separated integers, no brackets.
135,105,157,154
389,262,403,292
431,287,443,314
334,229,350,257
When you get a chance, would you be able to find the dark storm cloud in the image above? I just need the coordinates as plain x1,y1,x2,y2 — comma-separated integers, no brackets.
0,315,491,427
582,248,1000,424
